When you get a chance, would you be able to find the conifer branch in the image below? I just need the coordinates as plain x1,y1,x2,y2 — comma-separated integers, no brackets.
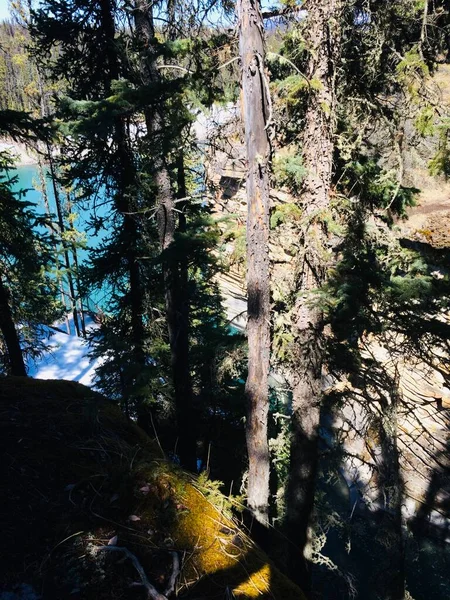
267,51,310,87
156,64,193,74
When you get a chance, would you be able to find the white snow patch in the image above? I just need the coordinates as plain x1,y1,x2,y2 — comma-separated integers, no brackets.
27,315,103,388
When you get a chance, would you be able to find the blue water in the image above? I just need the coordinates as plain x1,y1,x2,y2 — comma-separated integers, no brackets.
7,168,450,600
9,163,107,309
10,164,100,247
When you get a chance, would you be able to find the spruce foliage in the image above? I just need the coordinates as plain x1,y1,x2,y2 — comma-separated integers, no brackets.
0,150,61,372
0,2,449,597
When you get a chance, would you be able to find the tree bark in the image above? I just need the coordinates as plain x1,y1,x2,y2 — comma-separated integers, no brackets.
99,0,147,377
46,145,81,338
0,276,27,376
36,154,70,334
170,155,196,471
66,192,86,337
237,0,271,525
285,0,342,588
132,0,197,471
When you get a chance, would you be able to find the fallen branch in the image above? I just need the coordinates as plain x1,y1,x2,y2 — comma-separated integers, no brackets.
157,64,193,75
164,551,180,597
218,56,240,70
97,546,168,600
267,51,310,89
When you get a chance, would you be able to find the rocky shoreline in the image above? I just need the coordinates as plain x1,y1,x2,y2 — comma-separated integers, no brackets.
0,138,37,165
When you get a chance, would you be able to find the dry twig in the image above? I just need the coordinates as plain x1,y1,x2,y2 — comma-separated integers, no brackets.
164,551,180,597
97,545,168,600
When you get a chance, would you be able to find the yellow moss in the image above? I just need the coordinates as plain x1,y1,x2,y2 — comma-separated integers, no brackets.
1,377,305,600
175,483,236,570
130,461,304,598
233,563,271,596
168,483,304,598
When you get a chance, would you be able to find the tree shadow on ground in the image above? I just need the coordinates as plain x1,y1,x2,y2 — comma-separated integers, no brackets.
310,356,406,600
308,185,450,599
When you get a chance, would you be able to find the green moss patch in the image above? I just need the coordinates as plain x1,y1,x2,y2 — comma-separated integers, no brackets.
0,377,304,599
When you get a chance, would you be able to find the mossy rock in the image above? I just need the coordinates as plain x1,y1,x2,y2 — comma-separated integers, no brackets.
0,377,304,599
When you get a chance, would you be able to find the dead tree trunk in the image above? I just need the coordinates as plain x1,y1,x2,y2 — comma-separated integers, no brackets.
66,192,86,337
285,0,342,588
46,146,81,337
237,0,272,525
36,155,70,334
0,276,27,376
132,0,197,472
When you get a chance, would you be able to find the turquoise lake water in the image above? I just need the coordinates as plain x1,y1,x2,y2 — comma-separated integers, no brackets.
9,163,108,309
5,168,450,600
10,163,99,248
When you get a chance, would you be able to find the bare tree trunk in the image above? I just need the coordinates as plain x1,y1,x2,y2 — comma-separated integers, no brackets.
237,0,271,525
171,155,196,467
167,0,177,40
285,0,342,588
66,192,86,337
46,146,81,337
36,61,77,336
36,155,70,334
114,119,147,381
0,276,27,376
35,68,71,334
132,0,197,471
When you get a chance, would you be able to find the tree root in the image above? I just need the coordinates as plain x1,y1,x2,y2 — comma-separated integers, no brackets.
164,551,180,597
97,545,174,600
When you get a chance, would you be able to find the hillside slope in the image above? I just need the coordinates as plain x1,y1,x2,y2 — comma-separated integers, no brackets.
0,377,304,600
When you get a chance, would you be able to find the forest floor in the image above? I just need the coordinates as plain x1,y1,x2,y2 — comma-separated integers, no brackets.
402,180,450,249
0,377,304,600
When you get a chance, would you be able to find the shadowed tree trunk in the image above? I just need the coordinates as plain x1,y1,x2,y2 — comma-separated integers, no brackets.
36,154,70,334
373,388,405,600
237,0,271,525
285,0,342,589
99,0,147,382
46,146,81,337
0,276,27,376
66,193,86,338
132,0,197,471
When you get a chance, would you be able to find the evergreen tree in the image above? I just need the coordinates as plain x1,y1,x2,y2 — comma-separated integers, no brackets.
273,2,344,588
131,0,197,470
0,150,61,374
30,0,244,475
30,0,153,412
269,0,450,591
